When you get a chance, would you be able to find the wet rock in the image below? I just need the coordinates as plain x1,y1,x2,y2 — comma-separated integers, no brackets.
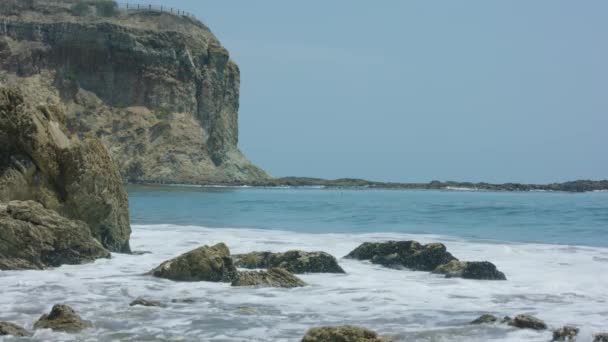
233,250,345,274
171,298,196,304
149,243,237,282
302,325,386,342
552,326,579,341
434,260,506,280
129,297,163,307
0,321,31,337
33,304,91,333
508,314,547,330
0,200,110,270
231,268,307,288
470,314,498,324
345,241,457,271
594,333,608,342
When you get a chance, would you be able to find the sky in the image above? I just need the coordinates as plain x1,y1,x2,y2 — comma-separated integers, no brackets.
144,1,606,183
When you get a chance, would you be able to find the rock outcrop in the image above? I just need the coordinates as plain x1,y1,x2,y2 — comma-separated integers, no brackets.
233,250,345,274
552,326,579,341
0,86,131,252
0,0,269,184
0,321,31,337
0,200,110,270
34,304,91,333
470,314,498,324
507,314,547,330
231,267,307,288
345,240,506,280
149,243,238,282
301,325,385,342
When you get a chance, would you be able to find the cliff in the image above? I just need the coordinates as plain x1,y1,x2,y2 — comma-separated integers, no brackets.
0,0,269,184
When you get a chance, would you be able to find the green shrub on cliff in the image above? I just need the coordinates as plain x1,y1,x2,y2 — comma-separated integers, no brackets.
93,0,118,17
70,2,91,16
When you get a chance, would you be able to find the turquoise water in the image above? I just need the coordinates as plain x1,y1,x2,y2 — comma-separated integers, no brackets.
128,186,608,247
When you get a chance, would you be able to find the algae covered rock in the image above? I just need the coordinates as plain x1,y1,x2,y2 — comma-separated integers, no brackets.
231,268,307,288
233,250,345,274
150,243,238,282
0,200,110,270
470,314,498,324
345,241,457,271
508,314,547,330
302,325,385,342
0,321,31,337
0,86,131,252
552,326,579,341
33,304,91,333
434,260,506,280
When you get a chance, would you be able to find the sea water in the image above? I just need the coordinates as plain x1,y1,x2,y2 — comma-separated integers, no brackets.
1,186,607,341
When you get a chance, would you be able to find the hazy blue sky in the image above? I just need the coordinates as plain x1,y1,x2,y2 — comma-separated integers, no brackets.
145,1,606,183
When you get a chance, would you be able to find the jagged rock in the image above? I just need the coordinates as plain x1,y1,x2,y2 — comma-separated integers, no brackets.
231,268,307,288
0,86,131,252
233,250,345,274
33,304,91,333
129,297,163,307
433,260,506,280
149,243,237,282
0,200,110,270
552,326,579,341
0,321,31,337
301,325,385,342
470,314,498,324
594,333,608,342
0,1,269,184
345,241,457,271
508,314,547,330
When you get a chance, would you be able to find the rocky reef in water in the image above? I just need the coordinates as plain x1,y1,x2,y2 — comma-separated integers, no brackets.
0,0,269,184
0,85,131,259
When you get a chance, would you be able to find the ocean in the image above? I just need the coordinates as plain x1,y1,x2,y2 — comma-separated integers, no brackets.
1,186,607,341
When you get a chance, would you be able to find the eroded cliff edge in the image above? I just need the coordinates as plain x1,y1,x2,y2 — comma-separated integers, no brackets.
0,0,269,184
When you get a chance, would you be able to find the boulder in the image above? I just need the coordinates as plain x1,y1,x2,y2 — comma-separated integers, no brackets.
470,314,498,324
231,268,307,288
594,333,608,342
301,325,385,342
508,314,547,330
434,260,506,280
345,241,457,271
0,321,31,337
129,297,163,307
33,304,91,333
552,326,579,341
233,250,345,274
0,200,110,270
0,86,131,252
149,243,238,282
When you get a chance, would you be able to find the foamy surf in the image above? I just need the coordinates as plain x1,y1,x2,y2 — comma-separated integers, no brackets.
1,225,607,341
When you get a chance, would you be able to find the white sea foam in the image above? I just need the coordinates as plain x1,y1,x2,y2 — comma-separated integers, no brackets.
1,225,607,341
444,186,481,192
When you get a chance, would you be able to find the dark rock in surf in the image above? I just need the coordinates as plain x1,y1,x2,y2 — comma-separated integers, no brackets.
552,326,579,341
0,321,31,337
33,304,91,333
301,325,386,342
231,267,306,288
594,333,608,342
508,314,547,330
233,250,345,274
149,243,238,282
433,260,506,280
470,314,498,324
129,297,163,307
345,241,457,271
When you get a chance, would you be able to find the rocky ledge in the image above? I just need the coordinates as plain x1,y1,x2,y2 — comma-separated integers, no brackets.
232,250,345,274
345,240,506,280
231,267,307,288
0,321,31,337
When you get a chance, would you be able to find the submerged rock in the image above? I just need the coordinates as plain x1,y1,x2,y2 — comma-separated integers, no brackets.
470,314,498,324
594,333,608,342
149,243,238,282
233,250,345,274
0,200,110,270
552,326,579,341
33,304,91,333
130,297,163,307
0,321,31,337
301,325,385,342
345,241,457,271
231,268,307,288
434,260,506,280
508,314,547,330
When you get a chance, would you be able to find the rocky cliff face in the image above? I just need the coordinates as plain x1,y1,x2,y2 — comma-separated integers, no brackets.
0,0,269,183
0,85,131,252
